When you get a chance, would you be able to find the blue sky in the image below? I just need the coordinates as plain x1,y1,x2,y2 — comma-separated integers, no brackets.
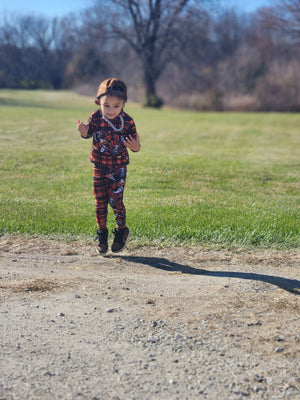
0,0,274,18
226,0,273,12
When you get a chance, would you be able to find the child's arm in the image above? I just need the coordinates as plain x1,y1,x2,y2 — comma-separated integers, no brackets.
124,132,141,152
77,120,89,138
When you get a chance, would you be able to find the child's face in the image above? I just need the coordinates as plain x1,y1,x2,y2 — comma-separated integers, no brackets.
100,95,125,120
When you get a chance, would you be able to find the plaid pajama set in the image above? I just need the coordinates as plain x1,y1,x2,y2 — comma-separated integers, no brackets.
83,109,138,230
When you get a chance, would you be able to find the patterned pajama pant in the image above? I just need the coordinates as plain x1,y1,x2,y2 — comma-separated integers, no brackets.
93,165,127,230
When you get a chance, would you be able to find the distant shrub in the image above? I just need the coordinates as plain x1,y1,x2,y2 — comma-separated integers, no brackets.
168,89,224,111
255,61,300,112
207,87,224,111
144,94,164,108
224,95,256,112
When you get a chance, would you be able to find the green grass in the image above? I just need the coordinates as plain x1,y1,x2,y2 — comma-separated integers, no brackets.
0,89,299,249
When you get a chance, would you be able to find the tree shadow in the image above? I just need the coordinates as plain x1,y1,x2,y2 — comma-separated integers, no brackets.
121,256,300,295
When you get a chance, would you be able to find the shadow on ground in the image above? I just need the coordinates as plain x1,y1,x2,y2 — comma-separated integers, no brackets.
120,256,300,295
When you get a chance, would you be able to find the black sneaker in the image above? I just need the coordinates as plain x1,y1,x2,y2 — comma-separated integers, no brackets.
111,227,130,253
95,229,108,254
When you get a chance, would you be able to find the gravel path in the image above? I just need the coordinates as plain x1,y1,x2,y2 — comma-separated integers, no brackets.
0,236,299,399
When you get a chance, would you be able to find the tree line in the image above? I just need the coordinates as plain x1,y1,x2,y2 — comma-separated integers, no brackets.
0,0,299,111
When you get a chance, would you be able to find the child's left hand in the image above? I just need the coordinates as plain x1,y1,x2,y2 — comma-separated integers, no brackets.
77,120,89,138
124,133,140,152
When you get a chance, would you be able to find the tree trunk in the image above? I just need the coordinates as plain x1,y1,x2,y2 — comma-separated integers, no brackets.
143,58,163,108
144,69,156,106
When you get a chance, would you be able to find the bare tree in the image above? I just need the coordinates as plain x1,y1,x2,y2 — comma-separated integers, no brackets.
94,0,212,107
258,1,300,41
278,0,300,36
0,13,73,88
63,10,111,86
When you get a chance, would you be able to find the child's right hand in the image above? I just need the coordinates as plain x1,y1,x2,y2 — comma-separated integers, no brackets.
77,120,89,138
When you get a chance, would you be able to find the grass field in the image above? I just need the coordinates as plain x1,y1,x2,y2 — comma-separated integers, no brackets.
0,89,299,249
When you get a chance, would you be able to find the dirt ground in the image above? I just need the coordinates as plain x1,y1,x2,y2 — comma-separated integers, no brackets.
0,235,299,400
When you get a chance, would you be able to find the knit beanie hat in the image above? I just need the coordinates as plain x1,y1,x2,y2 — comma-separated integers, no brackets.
95,78,127,105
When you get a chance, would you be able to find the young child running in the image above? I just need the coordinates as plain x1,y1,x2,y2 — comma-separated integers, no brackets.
77,78,140,254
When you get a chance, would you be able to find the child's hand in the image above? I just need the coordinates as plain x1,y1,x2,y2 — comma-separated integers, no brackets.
77,120,89,138
124,133,140,152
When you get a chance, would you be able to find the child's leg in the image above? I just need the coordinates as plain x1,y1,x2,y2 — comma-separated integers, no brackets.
108,166,127,228
108,166,130,252
93,166,109,230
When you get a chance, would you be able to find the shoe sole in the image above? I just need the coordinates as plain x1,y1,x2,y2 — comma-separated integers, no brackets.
111,229,130,253
96,247,108,255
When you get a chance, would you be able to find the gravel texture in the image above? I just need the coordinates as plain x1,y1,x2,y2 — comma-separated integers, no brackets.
0,236,299,400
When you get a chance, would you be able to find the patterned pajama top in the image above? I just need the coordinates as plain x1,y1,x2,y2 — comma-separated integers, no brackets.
83,109,138,167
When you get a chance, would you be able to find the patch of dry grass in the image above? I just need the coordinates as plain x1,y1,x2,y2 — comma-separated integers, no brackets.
0,278,59,293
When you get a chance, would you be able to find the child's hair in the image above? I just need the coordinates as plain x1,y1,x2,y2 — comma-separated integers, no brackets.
95,78,127,105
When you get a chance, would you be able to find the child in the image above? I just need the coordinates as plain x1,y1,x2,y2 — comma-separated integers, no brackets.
77,78,140,254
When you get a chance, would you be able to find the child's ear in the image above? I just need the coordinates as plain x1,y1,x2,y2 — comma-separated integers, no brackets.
95,99,100,105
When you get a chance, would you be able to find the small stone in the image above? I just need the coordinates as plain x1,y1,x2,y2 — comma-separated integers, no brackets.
247,321,262,326
254,375,265,383
240,391,250,397
107,308,117,313
274,347,284,353
58,312,65,317
44,371,55,377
